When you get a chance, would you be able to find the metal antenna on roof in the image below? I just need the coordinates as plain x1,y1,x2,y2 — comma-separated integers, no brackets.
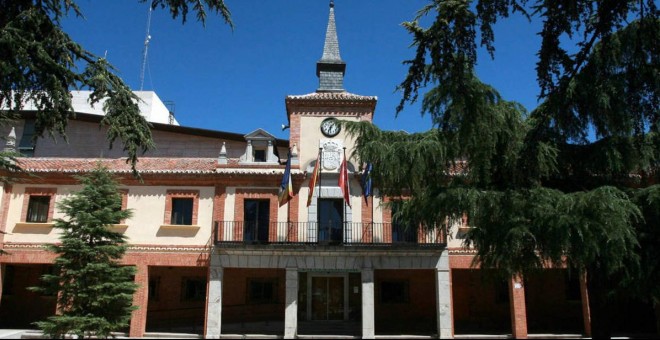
139,1,154,91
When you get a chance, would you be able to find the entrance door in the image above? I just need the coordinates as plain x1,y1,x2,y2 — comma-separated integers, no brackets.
309,275,346,321
244,199,269,243
318,199,343,243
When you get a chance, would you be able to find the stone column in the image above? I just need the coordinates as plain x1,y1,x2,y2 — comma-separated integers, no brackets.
205,257,224,338
284,268,298,339
579,272,592,337
509,275,528,339
435,251,453,338
361,269,375,339
129,264,148,338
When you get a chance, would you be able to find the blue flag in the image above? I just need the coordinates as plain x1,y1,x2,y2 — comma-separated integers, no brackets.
361,163,372,204
278,150,293,207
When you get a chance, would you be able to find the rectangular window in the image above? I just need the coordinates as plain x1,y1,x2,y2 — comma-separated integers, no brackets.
380,280,409,304
181,277,206,301
247,278,278,304
26,195,50,223
391,201,417,243
165,190,199,226
244,199,270,242
171,197,194,225
253,149,266,162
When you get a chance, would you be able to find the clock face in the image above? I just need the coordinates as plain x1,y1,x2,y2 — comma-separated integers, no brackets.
320,118,341,137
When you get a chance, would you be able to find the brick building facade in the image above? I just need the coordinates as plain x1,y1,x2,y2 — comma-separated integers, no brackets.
2,3,655,339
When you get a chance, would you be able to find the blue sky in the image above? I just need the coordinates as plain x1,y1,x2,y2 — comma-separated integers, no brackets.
63,0,543,140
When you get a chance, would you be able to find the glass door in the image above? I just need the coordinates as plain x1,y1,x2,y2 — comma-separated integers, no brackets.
309,275,346,321
244,199,270,243
318,199,344,243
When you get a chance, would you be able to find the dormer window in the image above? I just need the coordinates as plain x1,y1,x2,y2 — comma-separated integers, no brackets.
239,129,279,164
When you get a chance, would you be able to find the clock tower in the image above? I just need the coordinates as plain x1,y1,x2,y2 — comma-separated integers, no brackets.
285,1,377,174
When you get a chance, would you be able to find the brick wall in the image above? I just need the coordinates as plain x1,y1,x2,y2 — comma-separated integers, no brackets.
374,269,436,334
451,269,511,334
221,268,285,324
525,269,584,333
0,264,57,328
146,266,208,332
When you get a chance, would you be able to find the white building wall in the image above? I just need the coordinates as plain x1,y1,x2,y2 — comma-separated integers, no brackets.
4,184,215,246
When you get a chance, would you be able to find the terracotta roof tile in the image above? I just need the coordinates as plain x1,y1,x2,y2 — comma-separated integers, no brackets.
16,157,217,174
15,157,305,176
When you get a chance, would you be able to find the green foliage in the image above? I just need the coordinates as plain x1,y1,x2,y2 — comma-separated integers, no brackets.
148,0,233,27
464,187,640,277
0,0,232,176
29,166,137,339
629,185,660,304
350,0,659,335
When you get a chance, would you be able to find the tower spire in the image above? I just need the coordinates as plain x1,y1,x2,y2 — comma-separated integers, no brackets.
316,1,346,92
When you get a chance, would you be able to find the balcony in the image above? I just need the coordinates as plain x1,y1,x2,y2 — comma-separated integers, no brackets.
213,221,446,248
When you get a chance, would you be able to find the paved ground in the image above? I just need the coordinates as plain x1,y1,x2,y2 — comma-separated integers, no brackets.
0,329,28,339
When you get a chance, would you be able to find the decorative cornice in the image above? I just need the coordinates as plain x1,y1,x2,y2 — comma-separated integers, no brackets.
127,245,210,253
2,243,48,250
215,168,304,176
2,242,211,254
448,248,479,255
285,92,377,119
286,91,377,104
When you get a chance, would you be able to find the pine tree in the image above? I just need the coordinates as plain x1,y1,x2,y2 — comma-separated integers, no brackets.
345,1,659,338
0,1,232,175
30,165,136,339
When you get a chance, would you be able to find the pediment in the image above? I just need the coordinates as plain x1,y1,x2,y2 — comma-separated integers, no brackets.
244,128,275,141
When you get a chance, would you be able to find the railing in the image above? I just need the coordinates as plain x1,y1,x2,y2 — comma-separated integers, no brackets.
213,221,446,247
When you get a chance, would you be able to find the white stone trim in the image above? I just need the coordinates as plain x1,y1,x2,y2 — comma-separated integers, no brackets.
284,268,298,339
224,188,236,241
435,251,453,338
213,253,445,270
361,269,375,339
205,258,223,338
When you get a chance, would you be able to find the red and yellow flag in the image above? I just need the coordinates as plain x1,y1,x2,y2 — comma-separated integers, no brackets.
338,153,351,208
307,149,321,207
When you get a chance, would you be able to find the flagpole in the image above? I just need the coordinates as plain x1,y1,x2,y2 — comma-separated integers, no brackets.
342,147,347,243
287,148,291,242
318,147,322,200
318,147,322,243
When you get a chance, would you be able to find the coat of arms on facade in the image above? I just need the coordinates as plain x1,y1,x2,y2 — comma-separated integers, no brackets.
320,139,342,171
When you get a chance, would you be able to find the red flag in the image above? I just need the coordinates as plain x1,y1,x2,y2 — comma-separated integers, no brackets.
307,150,321,207
338,154,351,208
